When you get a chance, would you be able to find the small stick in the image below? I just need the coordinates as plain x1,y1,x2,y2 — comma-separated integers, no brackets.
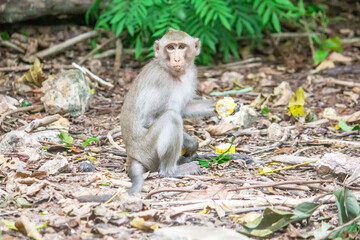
35,30,101,59
199,130,212,148
323,214,360,239
107,128,126,152
78,35,118,65
21,114,60,132
0,40,25,53
72,62,114,87
0,64,74,72
229,179,333,192
145,188,201,199
251,126,290,154
313,139,360,148
326,77,360,88
114,38,123,71
0,105,40,130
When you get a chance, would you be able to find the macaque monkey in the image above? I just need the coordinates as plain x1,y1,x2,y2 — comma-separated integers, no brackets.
120,29,214,194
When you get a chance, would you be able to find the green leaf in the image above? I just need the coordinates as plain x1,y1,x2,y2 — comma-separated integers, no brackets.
261,106,270,114
334,188,360,224
1,219,17,230
135,36,142,58
271,13,281,32
262,8,271,25
219,15,231,30
83,137,100,147
321,37,343,53
339,120,353,132
239,208,293,237
197,159,209,168
59,131,73,144
291,202,321,221
313,49,329,64
0,31,10,40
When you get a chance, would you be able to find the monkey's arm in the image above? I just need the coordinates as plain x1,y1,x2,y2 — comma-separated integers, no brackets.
182,100,215,118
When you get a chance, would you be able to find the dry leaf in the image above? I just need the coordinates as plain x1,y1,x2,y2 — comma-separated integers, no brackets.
327,52,352,63
229,212,261,225
15,215,42,240
273,81,293,106
312,59,335,73
130,217,158,231
206,123,238,136
17,58,45,87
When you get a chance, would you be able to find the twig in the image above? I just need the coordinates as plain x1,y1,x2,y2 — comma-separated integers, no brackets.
312,139,360,148
199,130,212,148
93,48,148,60
0,211,18,216
78,35,118,65
107,128,126,152
0,105,40,130
21,114,60,132
251,126,290,154
34,30,101,59
229,179,333,192
114,38,123,71
322,214,360,239
145,188,201,199
72,62,114,88
0,40,25,53
0,64,74,72
326,77,360,88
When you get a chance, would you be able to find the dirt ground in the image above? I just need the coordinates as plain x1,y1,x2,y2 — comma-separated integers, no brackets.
1,8,360,239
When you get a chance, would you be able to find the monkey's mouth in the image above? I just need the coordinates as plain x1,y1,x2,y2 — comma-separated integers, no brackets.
173,65,182,71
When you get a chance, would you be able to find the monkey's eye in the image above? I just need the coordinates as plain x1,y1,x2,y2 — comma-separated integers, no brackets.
178,44,185,49
167,45,175,50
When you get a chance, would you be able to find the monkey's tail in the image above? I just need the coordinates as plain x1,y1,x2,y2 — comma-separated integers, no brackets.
107,127,126,152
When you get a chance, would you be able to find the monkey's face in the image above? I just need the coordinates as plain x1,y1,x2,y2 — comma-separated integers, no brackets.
164,43,188,73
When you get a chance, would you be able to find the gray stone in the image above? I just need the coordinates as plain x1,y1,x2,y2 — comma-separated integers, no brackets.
41,70,93,116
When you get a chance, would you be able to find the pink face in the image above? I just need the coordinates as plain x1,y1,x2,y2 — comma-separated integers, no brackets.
165,42,188,73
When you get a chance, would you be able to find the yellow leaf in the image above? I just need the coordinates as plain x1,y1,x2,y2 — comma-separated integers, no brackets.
334,125,339,130
288,87,306,118
201,204,211,214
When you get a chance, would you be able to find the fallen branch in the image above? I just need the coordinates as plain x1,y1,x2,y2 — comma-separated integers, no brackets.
326,77,360,88
199,130,212,148
0,105,42,130
34,30,101,59
72,62,114,88
312,139,360,148
0,40,25,53
323,214,360,239
229,179,333,192
78,35,118,65
114,38,123,71
20,114,61,132
107,128,126,152
0,64,74,72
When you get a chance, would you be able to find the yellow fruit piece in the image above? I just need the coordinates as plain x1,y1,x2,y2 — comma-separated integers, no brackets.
215,143,235,154
216,97,237,118
181,149,186,156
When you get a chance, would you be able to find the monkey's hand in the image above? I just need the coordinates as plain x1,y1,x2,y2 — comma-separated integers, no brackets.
182,100,215,118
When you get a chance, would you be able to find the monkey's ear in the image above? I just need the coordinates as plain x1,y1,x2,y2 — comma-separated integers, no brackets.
194,38,201,56
154,40,160,58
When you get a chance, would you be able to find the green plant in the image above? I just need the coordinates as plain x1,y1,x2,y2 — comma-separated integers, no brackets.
87,0,303,64
295,1,344,64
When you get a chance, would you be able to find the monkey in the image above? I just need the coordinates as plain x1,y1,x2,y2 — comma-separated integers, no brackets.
120,29,214,195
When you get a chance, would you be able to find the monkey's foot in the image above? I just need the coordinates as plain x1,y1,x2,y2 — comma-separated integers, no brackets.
174,161,202,177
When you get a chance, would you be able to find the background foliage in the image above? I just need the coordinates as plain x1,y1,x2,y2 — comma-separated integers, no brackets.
87,0,330,64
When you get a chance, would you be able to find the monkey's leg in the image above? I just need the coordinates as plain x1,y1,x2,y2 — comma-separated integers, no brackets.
182,132,199,157
127,157,147,195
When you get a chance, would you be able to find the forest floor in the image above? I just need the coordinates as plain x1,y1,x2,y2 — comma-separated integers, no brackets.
1,8,360,240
